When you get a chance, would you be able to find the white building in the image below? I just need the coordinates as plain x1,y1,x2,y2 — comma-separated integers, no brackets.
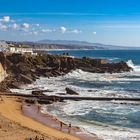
9,46,33,54
7,44,36,55
0,42,36,55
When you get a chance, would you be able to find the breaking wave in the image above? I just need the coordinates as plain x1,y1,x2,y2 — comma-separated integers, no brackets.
10,59,140,140
127,60,140,73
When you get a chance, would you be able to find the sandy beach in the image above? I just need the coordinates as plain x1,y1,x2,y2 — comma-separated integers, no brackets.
0,114,48,140
22,102,99,140
0,95,81,140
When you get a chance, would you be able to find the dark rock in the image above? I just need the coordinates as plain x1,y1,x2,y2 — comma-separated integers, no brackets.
32,90,44,96
9,82,21,89
32,89,53,96
31,74,40,79
19,74,33,84
88,90,93,92
25,99,52,104
57,93,66,95
0,52,133,92
65,87,79,95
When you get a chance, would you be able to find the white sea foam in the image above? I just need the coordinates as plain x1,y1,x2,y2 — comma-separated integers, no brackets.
10,62,140,140
43,101,140,140
82,124,140,140
127,60,140,73
10,67,140,97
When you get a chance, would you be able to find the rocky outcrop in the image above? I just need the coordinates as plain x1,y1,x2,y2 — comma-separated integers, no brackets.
32,90,53,96
0,52,132,92
75,57,132,73
65,88,79,95
19,74,33,84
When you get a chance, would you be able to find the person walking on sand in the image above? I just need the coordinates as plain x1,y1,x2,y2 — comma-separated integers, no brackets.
37,104,41,114
68,123,72,134
60,121,63,131
21,105,22,110
0,96,4,102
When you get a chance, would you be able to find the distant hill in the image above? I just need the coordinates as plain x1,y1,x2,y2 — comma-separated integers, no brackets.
2,40,140,50
6,40,105,50
38,39,101,46
37,39,140,50
36,40,105,50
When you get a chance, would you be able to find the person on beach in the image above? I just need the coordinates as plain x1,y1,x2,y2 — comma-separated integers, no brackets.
60,121,63,131
37,105,39,113
21,105,22,110
37,104,41,114
68,123,71,134
0,96,4,102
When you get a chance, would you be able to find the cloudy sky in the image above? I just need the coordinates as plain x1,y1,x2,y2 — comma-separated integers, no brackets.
0,0,140,46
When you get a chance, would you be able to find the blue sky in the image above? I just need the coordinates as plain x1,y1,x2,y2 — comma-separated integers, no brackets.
0,0,140,46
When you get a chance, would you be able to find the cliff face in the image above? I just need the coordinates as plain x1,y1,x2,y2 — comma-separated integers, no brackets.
74,57,132,73
0,52,132,92
0,63,7,83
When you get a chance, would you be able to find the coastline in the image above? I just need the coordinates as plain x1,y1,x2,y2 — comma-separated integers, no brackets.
0,95,81,140
22,102,100,140
0,51,137,140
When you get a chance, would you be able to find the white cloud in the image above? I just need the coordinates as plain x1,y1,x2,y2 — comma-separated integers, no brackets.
20,23,30,32
21,23,30,29
93,31,97,35
71,29,82,34
0,16,85,37
3,16,10,22
35,24,40,27
12,23,18,29
0,16,11,22
0,23,7,30
32,31,38,35
60,26,67,33
41,29,52,33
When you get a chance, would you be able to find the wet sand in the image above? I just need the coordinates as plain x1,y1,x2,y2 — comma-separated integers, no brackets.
0,96,81,140
22,103,100,140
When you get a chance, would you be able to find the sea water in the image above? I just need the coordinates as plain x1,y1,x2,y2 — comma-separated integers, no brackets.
11,50,140,140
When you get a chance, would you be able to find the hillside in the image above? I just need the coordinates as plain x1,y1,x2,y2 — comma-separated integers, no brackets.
37,40,140,50
5,40,104,50
2,40,140,50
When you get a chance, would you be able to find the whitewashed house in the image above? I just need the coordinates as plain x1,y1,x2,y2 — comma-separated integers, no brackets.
7,44,34,55
0,41,36,55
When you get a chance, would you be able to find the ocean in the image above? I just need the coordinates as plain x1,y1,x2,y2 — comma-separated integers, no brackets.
12,50,140,140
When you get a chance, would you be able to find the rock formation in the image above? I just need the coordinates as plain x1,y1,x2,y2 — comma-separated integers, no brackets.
0,52,132,92
65,88,79,95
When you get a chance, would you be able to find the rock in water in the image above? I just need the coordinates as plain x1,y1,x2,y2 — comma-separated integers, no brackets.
32,90,43,96
65,87,79,95
19,74,33,84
